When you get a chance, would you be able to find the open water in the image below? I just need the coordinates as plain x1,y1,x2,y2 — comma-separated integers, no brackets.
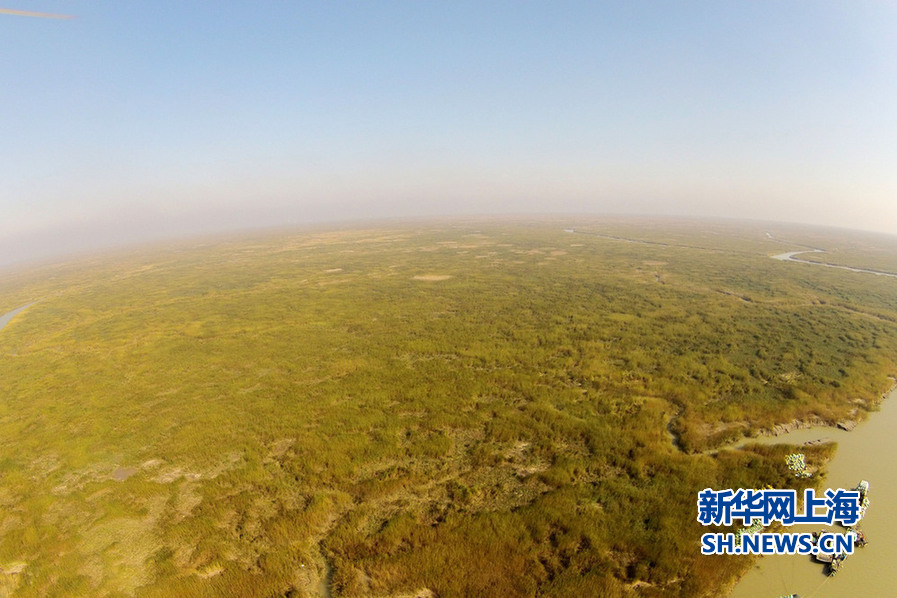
729,386,897,597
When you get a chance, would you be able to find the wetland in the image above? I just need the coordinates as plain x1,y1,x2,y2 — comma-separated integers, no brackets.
0,218,895,597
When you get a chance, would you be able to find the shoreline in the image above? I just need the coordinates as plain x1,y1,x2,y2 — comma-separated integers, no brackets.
727,380,897,597
748,380,895,441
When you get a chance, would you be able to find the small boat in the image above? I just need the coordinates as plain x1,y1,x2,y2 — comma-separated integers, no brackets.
827,555,844,576
818,552,848,575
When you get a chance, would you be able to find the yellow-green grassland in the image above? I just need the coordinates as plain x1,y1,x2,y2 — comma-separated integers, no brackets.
0,217,894,597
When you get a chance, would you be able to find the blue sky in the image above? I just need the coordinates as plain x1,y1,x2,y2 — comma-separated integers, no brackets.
2,2,896,262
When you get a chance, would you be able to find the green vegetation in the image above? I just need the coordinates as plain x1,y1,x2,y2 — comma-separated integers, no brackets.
0,218,894,597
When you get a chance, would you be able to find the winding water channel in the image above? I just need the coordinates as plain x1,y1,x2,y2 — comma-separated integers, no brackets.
771,250,897,279
0,303,33,333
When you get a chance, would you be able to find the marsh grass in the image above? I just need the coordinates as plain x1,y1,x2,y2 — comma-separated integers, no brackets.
0,218,893,596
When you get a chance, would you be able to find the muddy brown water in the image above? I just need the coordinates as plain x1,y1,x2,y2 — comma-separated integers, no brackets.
728,386,897,597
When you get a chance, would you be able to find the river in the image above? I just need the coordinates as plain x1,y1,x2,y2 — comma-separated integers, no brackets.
771,250,897,279
728,385,897,597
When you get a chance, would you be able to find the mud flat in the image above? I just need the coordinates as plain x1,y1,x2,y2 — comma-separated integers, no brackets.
728,385,897,597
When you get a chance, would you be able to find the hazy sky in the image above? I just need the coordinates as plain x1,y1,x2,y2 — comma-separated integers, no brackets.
2,1,896,263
